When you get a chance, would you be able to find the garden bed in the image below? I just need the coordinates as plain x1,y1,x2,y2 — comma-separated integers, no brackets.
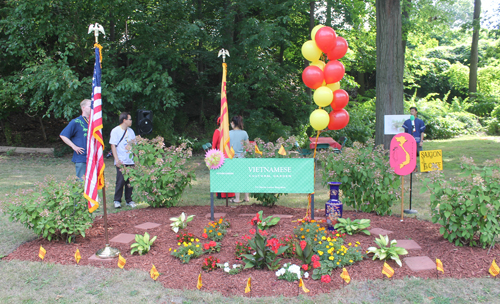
5,204,500,297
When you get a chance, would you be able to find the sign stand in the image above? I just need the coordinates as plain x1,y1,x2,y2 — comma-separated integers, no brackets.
404,172,417,214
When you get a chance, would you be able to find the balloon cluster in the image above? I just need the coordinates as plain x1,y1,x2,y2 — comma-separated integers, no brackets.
302,25,350,131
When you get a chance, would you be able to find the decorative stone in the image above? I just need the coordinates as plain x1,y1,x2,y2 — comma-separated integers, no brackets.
134,222,161,230
110,233,136,245
239,213,257,217
368,228,393,235
205,213,227,219
395,239,422,250
404,256,436,271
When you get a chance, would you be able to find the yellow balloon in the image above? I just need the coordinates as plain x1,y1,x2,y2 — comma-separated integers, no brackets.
311,24,325,41
310,109,330,131
310,60,326,70
326,82,340,92
313,86,333,107
301,40,322,62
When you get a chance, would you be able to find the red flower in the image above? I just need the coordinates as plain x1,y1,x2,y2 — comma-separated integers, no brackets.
202,233,208,238
266,238,282,254
259,229,268,236
249,213,261,225
311,254,320,262
300,240,307,251
209,241,217,247
302,264,309,271
313,261,321,269
203,243,210,250
249,228,256,235
321,275,331,283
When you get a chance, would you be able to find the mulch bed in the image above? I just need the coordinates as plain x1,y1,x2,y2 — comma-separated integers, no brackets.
5,204,500,297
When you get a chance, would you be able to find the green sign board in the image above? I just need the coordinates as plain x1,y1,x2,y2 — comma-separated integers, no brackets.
210,158,314,193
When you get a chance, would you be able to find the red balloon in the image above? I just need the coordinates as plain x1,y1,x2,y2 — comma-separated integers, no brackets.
328,109,350,130
327,37,348,60
323,60,345,84
314,26,337,54
330,89,349,110
302,66,324,89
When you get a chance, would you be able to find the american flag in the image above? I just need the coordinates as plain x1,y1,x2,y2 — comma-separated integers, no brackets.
84,46,105,213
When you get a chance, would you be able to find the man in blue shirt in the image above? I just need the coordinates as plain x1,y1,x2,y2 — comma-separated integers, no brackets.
60,99,91,179
402,106,426,156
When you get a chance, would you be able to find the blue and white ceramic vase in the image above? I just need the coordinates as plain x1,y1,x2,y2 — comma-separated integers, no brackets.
325,182,342,231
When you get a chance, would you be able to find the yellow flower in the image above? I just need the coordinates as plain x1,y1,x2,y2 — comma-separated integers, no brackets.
188,242,192,246
169,248,172,251
329,256,334,260
183,242,188,247
173,249,177,252
314,238,317,241
209,230,213,233
318,250,323,255
319,241,322,245
300,228,304,231
337,251,340,254
326,245,329,248
355,244,358,247
349,260,353,263
306,229,310,232
327,237,331,242
219,218,223,224
337,262,340,265
329,242,333,246
336,234,339,237
356,241,360,244
348,242,352,246
301,235,305,239
204,229,207,233
196,238,199,242
218,232,222,236
188,249,193,255
177,242,181,246
191,238,194,242
196,244,200,247
311,220,316,223
321,236,326,240
341,253,344,256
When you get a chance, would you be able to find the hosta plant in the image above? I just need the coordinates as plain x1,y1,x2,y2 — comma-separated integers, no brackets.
130,232,157,255
334,218,371,235
366,235,408,267
170,212,195,233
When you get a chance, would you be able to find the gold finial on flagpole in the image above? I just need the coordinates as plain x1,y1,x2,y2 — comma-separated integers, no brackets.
88,23,105,44
218,48,230,62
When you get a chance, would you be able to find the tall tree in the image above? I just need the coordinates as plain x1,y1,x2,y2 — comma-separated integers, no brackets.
375,0,404,148
469,0,481,96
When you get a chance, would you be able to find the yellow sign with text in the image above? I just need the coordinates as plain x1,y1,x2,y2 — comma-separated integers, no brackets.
419,149,443,172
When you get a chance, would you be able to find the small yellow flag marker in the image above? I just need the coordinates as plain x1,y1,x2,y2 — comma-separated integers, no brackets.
117,254,126,269
197,273,203,290
39,246,46,260
74,249,81,264
489,259,500,277
255,144,263,155
340,267,351,284
150,265,159,281
278,145,286,156
299,278,309,293
245,277,251,293
436,259,444,273
382,262,394,278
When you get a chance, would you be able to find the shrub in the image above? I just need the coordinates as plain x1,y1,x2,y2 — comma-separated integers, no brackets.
2,175,93,242
201,220,227,242
318,139,401,215
171,240,204,263
293,220,327,243
241,231,288,270
201,256,219,272
366,235,408,267
421,157,500,248
130,232,157,255
123,136,196,208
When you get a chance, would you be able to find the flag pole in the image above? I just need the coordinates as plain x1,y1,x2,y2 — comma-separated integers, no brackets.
87,23,120,258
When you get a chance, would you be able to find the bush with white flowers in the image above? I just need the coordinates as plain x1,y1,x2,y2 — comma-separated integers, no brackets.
217,262,243,275
275,263,306,282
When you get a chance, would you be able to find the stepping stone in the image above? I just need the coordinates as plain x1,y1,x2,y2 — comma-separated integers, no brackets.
88,254,115,262
396,239,422,250
110,233,136,245
135,222,161,230
205,212,227,219
239,213,256,217
369,228,393,235
404,256,436,271
272,214,293,219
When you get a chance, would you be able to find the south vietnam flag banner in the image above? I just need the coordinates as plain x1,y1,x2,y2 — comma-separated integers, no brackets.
489,259,500,277
150,265,159,281
299,278,310,293
117,254,126,269
436,258,444,273
382,262,394,278
340,267,351,284
39,245,46,260
245,277,251,293
74,248,81,264
197,273,203,290
219,62,234,159
278,145,286,156
84,44,105,213
255,143,263,155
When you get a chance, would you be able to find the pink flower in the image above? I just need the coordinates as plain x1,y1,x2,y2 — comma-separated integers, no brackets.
300,240,307,251
321,275,331,283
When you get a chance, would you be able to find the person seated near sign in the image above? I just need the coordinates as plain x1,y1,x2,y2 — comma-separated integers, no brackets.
213,115,235,199
402,106,426,156
229,115,250,203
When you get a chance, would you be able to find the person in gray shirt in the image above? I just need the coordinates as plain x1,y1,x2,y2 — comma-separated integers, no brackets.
229,115,250,203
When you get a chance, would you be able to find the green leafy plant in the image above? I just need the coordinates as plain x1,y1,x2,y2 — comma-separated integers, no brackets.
293,220,327,243
169,212,195,233
201,256,219,272
318,139,401,215
217,262,243,275
241,231,288,270
122,136,196,208
171,240,204,263
201,220,227,242
255,210,280,230
275,263,303,282
334,218,371,235
295,240,314,264
1,175,93,242
421,157,500,248
366,235,408,267
130,232,157,255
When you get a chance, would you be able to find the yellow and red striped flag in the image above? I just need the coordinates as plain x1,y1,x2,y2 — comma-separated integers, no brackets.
219,62,234,159
84,44,105,213
150,265,159,281
340,267,351,284
489,259,499,277
117,254,126,269
299,278,310,293
245,277,251,293
197,273,203,290
382,262,394,278
74,248,81,264
436,259,444,273
38,245,46,260
255,144,263,155
278,145,286,156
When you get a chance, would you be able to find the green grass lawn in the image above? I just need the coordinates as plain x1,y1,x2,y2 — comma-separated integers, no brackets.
0,134,499,303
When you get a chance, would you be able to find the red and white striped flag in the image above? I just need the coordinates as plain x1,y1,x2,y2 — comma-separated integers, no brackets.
219,62,234,159
84,44,105,213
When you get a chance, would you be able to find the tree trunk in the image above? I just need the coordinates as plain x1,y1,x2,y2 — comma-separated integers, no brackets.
469,0,481,97
375,0,404,149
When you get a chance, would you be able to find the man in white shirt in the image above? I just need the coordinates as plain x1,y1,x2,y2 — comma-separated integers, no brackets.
110,112,136,208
